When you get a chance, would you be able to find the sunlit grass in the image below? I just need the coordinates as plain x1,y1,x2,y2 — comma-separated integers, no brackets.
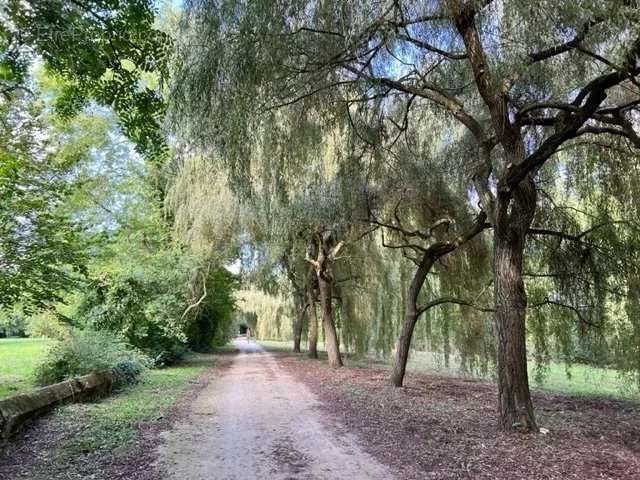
0,338,54,399
258,338,639,401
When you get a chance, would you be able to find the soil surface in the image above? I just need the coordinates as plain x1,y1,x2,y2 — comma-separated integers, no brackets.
277,352,640,480
157,338,395,480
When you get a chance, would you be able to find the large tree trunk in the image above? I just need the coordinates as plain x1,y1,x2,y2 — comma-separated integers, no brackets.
282,254,305,354
625,276,640,379
391,255,435,387
307,284,318,359
493,179,538,432
318,274,343,367
292,307,304,353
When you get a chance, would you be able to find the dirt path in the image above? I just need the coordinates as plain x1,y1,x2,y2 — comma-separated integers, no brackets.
157,338,395,480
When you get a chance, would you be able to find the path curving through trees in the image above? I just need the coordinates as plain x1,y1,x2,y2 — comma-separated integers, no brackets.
157,338,394,479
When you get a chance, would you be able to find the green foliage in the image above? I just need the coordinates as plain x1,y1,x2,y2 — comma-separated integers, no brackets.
186,267,238,351
3,0,171,162
0,307,27,337
76,250,192,363
0,93,88,312
75,243,238,361
34,328,148,386
26,311,69,339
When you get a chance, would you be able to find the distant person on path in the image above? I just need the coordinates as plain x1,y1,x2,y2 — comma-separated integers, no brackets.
246,327,252,343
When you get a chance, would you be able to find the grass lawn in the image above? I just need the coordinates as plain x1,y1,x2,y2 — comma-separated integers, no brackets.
0,337,54,400
258,338,639,401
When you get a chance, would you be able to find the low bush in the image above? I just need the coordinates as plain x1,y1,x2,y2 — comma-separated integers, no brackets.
34,329,149,387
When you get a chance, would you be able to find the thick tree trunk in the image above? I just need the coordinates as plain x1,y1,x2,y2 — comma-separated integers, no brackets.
307,285,318,359
391,255,434,387
625,277,640,377
318,275,343,367
292,307,304,353
493,180,538,432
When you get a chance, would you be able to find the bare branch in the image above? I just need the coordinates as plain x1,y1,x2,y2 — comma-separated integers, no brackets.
417,296,494,316
329,240,345,259
528,19,602,63
396,33,467,60
180,271,208,321
530,299,602,329
341,64,488,143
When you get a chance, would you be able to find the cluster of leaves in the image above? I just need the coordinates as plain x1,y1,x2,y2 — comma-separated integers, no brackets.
186,267,238,351
75,247,219,363
60,175,239,365
0,306,68,338
3,0,170,162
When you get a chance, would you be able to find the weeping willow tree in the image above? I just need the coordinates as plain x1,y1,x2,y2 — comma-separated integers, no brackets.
169,98,371,366
523,140,640,388
236,288,293,340
163,152,242,348
166,153,240,260
172,0,640,431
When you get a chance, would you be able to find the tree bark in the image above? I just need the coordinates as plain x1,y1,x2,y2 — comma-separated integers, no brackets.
307,283,318,359
282,252,305,354
305,232,344,367
318,273,343,367
493,179,538,432
391,254,435,387
625,276,640,382
292,306,304,353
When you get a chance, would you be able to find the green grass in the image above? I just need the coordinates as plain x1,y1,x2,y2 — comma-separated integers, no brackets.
0,337,54,399
259,339,638,401
406,350,638,400
59,352,213,455
528,361,637,399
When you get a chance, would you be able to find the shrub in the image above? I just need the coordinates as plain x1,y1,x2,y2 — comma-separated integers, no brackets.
34,329,149,387
76,261,237,363
77,269,190,364
27,311,70,339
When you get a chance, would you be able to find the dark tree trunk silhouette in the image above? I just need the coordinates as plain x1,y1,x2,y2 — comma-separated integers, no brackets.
383,211,488,388
391,254,435,386
292,307,304,353
282,251,306,353
318,271,343,367
307,281,318,359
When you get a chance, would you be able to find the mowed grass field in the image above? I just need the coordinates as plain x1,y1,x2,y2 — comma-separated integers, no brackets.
0,337,54,399
259,339,639,401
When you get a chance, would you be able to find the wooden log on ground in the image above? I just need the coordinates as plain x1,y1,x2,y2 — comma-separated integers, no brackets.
0,370,115,443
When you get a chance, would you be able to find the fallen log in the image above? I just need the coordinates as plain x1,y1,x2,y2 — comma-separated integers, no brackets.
0,370,115,444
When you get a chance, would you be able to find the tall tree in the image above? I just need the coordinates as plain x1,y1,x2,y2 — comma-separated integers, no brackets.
0,92,87,310
174,0,640,431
